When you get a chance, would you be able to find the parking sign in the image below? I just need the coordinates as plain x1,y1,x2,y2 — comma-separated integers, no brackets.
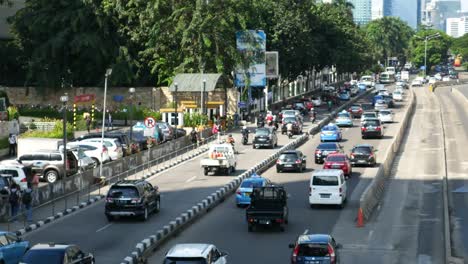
144,117,156,128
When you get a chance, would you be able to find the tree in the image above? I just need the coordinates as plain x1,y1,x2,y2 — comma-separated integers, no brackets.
409,29,452,72
451,33,468,59
364,17,414,65
9,0,121,89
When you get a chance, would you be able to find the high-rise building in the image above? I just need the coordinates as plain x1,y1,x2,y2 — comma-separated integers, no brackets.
350,0,373,25
423,0,461,31
446,16,468,37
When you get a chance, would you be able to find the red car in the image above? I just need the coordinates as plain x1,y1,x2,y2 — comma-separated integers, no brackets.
323,153,352,177
348,104,363,118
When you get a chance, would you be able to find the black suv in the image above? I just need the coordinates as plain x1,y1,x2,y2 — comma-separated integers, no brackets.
253,127,278,149
314,143,343,164
276,150,307,173
22,243,94,264
105,180,160,221
350,144,377,167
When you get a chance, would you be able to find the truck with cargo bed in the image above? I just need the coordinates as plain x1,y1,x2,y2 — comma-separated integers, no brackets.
200,143,237,176
246,185,288,232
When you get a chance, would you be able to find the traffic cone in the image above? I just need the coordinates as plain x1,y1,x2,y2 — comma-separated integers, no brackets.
356,208,364,228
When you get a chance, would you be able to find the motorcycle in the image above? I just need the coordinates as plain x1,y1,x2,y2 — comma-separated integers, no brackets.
242,132,249,145
310,108,317,123
287,130,293,139
257,120,265,128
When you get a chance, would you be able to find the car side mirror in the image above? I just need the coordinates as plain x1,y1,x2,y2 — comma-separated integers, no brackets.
154,186,159,192
288,243,295,248
303,155,307,159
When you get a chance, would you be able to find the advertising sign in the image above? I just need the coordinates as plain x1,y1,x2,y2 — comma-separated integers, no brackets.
235,30,266,87
265,51,279,78
74,94,95,103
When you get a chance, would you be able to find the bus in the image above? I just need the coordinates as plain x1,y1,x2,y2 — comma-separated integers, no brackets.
380,71,396,84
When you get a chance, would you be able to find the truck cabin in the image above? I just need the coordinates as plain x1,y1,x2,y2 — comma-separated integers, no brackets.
209,144,233,159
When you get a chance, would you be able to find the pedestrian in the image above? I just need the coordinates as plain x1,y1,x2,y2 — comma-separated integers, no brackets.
212,123,219,135
327,100,332,112
190,127,199,144
8,133,16,156
107,110,113,131
9,183,20,222
22,183,33,223
85,115,91,133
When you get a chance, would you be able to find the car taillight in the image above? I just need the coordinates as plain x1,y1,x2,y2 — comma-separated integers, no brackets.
291,245,299,264
376,126,381,131
276,160,281,164
275,219,284,223
361,127,367,132
350,154,355,159
315,150,322,154
295,159,301,164
248,218,254,223
20,178,27,182
369,153,374,158
103,146,108,153
328,244,336,263
236,190,241,195
339,187,342,193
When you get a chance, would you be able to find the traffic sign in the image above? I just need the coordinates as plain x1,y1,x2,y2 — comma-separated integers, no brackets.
144,127,154,137
238,101,246,108
144,117,156,128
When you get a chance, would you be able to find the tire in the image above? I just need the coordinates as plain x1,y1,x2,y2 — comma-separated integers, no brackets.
140,207,149,221
92,158,100,166
106,214,114,222
45,170,59,183
276,168,281,173
154,198,160,213
280,226,285,232
252,145,256,149
204,168,209,176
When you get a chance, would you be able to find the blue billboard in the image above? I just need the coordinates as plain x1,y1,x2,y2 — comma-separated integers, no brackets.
235,30,266,87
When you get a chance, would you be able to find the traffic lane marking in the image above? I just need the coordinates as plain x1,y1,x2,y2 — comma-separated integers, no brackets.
96,223,113,233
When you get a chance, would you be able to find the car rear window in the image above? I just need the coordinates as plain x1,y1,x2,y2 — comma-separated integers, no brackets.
326,156,345,162
283,117,296,123
337,113,348,118
351,106,360,109
379,111,391,115
322,126,337,131
353,147,371,154
363,113,375,118
364,120,380,126
312,176,339,186
241,180,264,188
22,249,65,264
108,186,139,198
297,243,329,257
164,257,207,264
255,129,270,136
0,169,18,178
279,153,298,160
317,144,338,150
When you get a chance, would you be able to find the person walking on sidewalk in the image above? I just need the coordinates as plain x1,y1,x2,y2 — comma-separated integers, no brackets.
22,183,33,223
8,133,17,156
327,100,333,112
190,127,199,144
85,115,91,133
9,183,20,222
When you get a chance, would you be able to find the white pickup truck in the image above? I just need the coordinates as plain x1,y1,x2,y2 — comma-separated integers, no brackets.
200,143,237,176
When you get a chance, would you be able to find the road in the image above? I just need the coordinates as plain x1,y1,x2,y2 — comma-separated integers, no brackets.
147,85,411,263
436,85,468,261
22,101,342,263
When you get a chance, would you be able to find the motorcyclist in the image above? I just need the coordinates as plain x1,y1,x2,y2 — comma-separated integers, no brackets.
227,134,235,144
286,122,294,136
265,112,273,126
241,126,249,136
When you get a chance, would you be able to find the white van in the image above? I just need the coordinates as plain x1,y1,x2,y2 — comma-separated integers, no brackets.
309,169,347,208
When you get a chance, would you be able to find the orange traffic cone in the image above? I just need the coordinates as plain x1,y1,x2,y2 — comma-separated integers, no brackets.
356,208,364,228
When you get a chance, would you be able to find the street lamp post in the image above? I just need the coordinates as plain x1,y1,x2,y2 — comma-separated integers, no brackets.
173,83,178,139
60,93,69,180
416,33,441,77
202,79,206,115
100,68,112,177
129,87,135,140
152,88,157,110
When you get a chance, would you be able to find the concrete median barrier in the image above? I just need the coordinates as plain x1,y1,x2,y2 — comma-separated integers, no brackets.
358,89,416,222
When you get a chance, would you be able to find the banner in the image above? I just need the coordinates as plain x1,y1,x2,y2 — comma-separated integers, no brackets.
265,51,279,78
235,30,266,87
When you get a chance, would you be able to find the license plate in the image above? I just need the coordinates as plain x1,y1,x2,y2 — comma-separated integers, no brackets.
305,261,320,264
320,194,331,198
331,164,341,169
358,160,366,163
259,220,270,224
285,164,293,167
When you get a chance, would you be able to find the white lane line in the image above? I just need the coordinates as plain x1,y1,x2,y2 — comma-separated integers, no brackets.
96,223,112,233
185,176,197,183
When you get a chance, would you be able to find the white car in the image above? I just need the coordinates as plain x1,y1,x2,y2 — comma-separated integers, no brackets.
435,73,442,80
81,138,124,161
67,141,111,165
322,85,336,92
411,79,422,87
361,111,378,124
350,80,358,86
310,96,322,107
164,244,228,264
378,110,394,123
392,91,403,101
395,87,405,95
442,76,451,82
428,77,437,85
374,99,388,111
0,164,28,190
361,76,375,87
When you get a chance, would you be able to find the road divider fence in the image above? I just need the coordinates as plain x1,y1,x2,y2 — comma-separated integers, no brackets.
358,89,416,224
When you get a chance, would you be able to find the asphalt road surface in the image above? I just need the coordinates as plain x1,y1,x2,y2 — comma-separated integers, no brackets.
147,85,412,263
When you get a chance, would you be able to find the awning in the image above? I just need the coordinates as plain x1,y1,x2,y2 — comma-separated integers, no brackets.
169,73,225,92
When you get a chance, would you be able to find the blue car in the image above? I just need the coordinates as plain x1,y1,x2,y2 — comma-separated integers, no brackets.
358,83,367,91
320,124,342,142
0,231,29,264
337,91,350,101
289,233,341,264
236,174,271,207
335,111,353,127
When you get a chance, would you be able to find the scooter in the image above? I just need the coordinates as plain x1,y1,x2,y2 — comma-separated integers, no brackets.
287,130,293,139
257,120,265,128
242,133,248,145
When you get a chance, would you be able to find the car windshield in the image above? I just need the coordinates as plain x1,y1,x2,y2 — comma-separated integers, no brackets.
376,100,386,104
353,147,372,154
393,91,401,95
255,129,270,136
283,117,296,123
380,111,391,115
108,187,139,198
312,176,339,186
279,153,298,160
317,144,338,150
322,126,337,131
351,106,360,110
241,180,264,188
164,257,208,264
364,120,380,126
297,243,329,257
21,249,64,264
0,169,18,178
337,113,348,118
283,110,295,115
363,113,376,118
326,156,345,162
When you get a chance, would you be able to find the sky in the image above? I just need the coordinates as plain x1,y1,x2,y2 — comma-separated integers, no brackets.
462,0,468,12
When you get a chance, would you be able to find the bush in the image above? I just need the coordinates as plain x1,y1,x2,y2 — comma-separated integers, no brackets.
0,137,8,149
7,106,18,120
21,121,73,139
28,123,37,130
183,113,208,127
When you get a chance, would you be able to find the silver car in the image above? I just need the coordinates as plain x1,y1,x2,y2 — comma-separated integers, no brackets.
374,99,388,111
157,122,175,141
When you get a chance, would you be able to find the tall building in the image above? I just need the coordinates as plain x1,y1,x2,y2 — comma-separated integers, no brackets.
423,0,462,31
446,16,468,37
392,0,418,28
351,0,373,25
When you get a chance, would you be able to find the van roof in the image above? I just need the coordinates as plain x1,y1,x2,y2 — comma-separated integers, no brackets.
311,169,343,177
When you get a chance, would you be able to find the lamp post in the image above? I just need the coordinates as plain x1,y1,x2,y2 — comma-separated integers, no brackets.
416,33,441,77
173,83,178,139
100,68,112,177
152,87,157,110
60,93,69,179
129,87,135,140
202,79,206,115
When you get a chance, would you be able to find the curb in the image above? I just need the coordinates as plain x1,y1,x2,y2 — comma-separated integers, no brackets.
358,88,416,222
121,133,310,264
15,195,105,236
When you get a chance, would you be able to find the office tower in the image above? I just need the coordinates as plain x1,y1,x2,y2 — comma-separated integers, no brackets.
351,0,373,24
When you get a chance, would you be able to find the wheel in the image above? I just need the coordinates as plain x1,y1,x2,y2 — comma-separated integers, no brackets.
310,204,315,209
339,202,345,209
248,224,253,232
203,168,209,176
154,198,160,213
45,170,59,183
106,214,113,222
362,135,366,139
231,166,236,173
92,158,100,166
252,145,256,149
280,226,285,232
276,168,281,173
140,207,149,221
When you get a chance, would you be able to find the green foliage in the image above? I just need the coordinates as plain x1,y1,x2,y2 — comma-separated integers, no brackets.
364,17,414,64
451,33,468,59
0,137,9,149
22,121,73,139
463,62,468,71
7,106,19,120
28,123,37,130
409,29,452,72
0,40,27,86
183,113,208,127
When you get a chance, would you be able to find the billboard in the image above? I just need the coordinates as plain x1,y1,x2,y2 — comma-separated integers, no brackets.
265,51,279,78
235,30,266,87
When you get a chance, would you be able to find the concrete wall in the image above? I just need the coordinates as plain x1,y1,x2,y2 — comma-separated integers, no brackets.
17,138,61,157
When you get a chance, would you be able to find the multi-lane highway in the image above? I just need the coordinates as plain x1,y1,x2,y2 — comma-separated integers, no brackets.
436,85,468,261
147,85,411,263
